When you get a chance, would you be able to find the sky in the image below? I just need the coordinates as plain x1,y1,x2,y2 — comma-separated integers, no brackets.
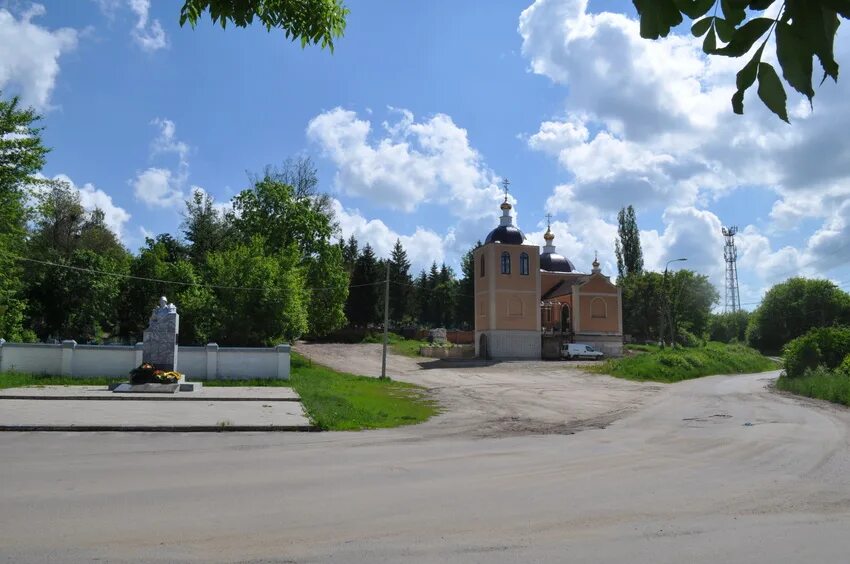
2,0,850,309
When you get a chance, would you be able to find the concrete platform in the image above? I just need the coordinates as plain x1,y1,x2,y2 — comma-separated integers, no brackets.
0,385,300,401
0,386,314,431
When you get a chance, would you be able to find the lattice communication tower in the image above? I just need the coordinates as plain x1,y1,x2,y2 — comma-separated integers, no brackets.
722,226,741,313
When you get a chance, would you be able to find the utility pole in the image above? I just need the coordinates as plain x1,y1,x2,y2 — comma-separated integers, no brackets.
381,260,390,380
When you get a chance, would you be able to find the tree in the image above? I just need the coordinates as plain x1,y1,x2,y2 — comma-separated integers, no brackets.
454,242,480,329
203,237,308,345
621,271,666,342
25,182,130,341
633,0,848,122
182,188,231,267
0,94,49,340
304,241,349,336
668,270,719,343
615,205,644,280
179,0,349,52
347,244,380,326
340,235,358,273
388,239,412,325
230,165,348,337
747,277,850,352
708,310,751,343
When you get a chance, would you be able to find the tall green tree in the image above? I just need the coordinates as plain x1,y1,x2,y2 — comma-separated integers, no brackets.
348,244,380,326
668,270,719,342
388,239,412,325
621,271,666,342
708,310,751,343
25,182,130,341
454,241,481,329
615,205,644,280
633,0,848,122
182,188,231,267
340,234,358,273
0,94,50,340
180,0,349,51
747,277,850,353
230,165,347,337
203,237,308,345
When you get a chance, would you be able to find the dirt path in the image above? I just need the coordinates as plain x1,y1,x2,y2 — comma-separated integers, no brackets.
295,342,663,437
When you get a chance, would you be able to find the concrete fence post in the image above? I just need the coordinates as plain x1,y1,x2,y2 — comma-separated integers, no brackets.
61,340,77,377
276,344,291,380
0,338,5,372
134,342,144,367
205,343,219,380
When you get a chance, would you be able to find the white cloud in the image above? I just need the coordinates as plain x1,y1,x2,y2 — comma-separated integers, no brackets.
48,174,132,239
520,0,850,286
128,0,167,51
307,107,503,216
332,198,449,273
131,118,190,208
132,167,183,208
0,4,77,109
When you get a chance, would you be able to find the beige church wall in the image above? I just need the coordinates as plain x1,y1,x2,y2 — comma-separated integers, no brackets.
578,294,620,333
494,292,538,331
474,291,490,331
581,275,618,293
491,243,539,292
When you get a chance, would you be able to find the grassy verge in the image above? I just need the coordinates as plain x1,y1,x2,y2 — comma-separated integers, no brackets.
0,374,126,389
595,342,778,383
362,332,429,358
288,352,437,430
776,368,850,407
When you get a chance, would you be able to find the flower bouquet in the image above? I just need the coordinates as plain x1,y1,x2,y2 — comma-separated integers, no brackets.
129,363,182,385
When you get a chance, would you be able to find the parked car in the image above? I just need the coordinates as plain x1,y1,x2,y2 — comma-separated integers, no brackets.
561,343,604,360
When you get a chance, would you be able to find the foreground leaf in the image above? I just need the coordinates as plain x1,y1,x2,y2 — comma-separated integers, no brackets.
757,62,789,122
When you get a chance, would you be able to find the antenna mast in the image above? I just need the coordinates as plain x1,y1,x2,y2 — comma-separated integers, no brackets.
722,226,741,313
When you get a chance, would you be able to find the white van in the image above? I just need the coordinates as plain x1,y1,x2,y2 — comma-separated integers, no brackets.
561,343,604,360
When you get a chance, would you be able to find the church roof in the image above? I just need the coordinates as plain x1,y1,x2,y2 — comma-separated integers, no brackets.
485,224,526,245
540,252,576,273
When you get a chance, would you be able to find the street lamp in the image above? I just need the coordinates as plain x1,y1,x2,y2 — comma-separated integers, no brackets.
663,258,687,348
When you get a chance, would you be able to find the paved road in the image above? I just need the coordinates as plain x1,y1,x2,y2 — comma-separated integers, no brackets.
2,345,849,563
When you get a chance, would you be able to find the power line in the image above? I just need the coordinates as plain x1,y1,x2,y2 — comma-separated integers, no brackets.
0,251,384,293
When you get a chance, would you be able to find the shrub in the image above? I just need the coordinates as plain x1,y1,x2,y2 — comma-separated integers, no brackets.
783,326,850,378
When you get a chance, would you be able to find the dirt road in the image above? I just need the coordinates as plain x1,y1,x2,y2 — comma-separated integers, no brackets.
2,345,849,563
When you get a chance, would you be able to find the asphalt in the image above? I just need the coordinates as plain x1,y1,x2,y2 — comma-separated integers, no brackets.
1,345,849,563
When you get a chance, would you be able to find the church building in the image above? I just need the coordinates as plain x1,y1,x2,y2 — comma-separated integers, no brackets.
473,191,624,360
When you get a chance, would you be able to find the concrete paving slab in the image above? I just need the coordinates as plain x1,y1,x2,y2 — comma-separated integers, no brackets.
0,385,299,401
0,397,314,431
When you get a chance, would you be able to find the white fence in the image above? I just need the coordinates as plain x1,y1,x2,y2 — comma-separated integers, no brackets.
0,340,290,380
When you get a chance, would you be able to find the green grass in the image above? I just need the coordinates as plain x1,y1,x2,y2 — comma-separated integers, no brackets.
0,373,124,389
776,368,850,407
362,331,429,358
595,342,778,383
288,352,438,430
0,351,438,431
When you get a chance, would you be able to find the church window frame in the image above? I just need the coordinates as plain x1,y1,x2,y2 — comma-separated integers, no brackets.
501,251,511,275
520,252,529,275
590,297,608,319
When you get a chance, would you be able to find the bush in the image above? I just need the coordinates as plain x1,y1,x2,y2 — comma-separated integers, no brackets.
782,326,850,378
708,311,750,343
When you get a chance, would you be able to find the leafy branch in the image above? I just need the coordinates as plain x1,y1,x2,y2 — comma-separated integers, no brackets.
633,0,849,122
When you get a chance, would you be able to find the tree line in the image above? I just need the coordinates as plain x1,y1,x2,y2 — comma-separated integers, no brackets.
614,204,850,353
0,93,474,347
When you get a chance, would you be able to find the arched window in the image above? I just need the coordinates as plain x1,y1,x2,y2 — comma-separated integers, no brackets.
590,297,607,318
501,251,511,274
480,254,485,277
520,252,530,275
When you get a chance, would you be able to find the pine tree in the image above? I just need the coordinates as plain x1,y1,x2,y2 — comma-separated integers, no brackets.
454,242,480,329
347,244,380,326
388,239,412,325
615,205,644,279
341,234,358,273
413,269,428,327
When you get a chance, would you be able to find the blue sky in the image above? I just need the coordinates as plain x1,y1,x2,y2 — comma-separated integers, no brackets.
3,0,850,309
